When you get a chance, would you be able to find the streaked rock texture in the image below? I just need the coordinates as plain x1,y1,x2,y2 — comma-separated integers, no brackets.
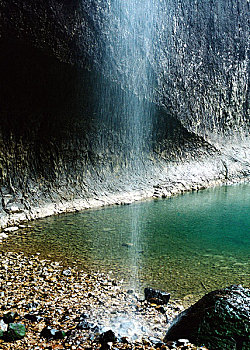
164,285,250,350
0,0,249,228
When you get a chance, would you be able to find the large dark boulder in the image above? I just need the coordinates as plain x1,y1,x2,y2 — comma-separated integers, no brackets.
164,285,250,350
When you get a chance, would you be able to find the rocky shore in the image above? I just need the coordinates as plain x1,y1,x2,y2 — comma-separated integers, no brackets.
0,250,209,350
1,154,249,231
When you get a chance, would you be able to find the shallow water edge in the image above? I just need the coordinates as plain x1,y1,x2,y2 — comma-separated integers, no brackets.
3,181,249,302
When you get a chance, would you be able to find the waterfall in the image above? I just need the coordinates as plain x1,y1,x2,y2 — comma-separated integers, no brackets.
100,0,160,289
88,0,249,156
91,0,161,169
89,0,162,336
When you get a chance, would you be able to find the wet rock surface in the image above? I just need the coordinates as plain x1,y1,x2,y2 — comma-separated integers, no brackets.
144,288,171,305
165,285,250,350
0,250,208,349
0,0,249,231
5,323,26,341
3,311,18,324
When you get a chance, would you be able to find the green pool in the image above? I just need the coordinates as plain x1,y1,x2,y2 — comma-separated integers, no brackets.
4,183,250,302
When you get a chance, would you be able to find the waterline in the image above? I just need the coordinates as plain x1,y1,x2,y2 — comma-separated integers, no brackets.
3,183,249,301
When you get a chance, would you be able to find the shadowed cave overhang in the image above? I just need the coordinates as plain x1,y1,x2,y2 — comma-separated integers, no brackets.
0,0,249,228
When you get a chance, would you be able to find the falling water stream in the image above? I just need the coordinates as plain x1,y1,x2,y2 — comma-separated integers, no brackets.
94,0,160,292
94,1,159,333
92,0,160,168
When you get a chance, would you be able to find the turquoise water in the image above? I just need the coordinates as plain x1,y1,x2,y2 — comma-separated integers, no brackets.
4,183,250,301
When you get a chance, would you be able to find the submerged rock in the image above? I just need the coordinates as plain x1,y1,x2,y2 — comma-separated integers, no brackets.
4,227,19,233
164,285,250,350
144,287,170,305
122,243,133,248
62,269,72,276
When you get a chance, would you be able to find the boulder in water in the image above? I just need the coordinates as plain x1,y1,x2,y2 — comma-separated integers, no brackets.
164,285,250,350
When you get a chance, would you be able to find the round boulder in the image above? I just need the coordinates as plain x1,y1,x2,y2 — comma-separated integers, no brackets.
164,285,249,350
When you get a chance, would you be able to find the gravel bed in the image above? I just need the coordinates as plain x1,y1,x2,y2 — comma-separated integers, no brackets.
0,251,208,349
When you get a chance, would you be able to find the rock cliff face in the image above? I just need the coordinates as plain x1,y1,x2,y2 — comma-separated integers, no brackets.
0,0,249,228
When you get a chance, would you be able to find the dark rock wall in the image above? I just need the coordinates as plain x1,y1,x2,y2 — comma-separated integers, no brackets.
0,0,249,227
157,0,250,138
1,0,248,137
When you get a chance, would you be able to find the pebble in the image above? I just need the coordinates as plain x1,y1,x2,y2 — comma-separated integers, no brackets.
3,311,18,324
177,339,190,346
62,269,72,276
0,233,8,239
4,227,19,233
6,323,26,341
0,319,8,333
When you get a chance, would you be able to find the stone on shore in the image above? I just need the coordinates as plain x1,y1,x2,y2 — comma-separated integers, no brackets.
164,284,250,350
3,312,18,324
144,287,171,305
99,329,116,345
6,323,26,341
0,319,8,338
40,326,66,340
